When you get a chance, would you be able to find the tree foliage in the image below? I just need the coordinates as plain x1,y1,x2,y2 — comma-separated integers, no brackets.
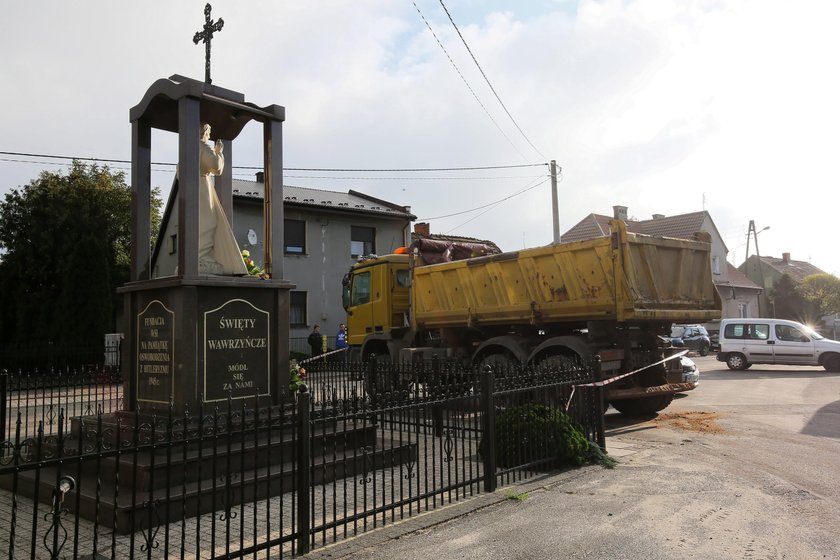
770,274,815,322
0,162,160,361
798,274,840,317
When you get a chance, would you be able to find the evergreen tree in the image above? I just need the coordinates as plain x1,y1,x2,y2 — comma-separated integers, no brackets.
0,162,161,368
771,274,816,322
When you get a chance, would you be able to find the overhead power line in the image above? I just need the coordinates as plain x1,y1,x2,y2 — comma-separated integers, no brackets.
437,0,546,160
410,1,528,160
445,176,551,234
421,174,549,221
0,151,545,174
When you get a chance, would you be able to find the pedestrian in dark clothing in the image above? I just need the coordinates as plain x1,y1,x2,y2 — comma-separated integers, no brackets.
308,325,323,357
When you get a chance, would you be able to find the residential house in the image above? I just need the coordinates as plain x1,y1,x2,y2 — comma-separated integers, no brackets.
740,253,826,318
152,173,415,345
561,205,763,333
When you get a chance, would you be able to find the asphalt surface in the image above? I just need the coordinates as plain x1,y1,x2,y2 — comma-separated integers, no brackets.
308,355,840,559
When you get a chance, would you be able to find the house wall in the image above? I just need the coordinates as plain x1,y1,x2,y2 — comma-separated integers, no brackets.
701,216,728,282
235,199,409,340
152,196,410,343
741,256,781,316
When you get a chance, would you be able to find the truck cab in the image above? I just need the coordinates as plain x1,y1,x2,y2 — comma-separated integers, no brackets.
342,254,411,357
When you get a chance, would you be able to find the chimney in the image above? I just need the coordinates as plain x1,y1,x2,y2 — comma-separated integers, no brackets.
782,252,790,264
613,205,628,221
255,171,265,183
652,213,665,220
414,222,430,236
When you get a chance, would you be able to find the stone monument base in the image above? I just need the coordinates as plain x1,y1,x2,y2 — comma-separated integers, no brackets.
4,408,417,534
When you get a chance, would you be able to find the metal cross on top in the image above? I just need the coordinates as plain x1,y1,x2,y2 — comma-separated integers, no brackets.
193,3,224,84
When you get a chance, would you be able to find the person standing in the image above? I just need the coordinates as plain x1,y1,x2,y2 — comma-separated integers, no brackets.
335,323,348,359
308,324,323,358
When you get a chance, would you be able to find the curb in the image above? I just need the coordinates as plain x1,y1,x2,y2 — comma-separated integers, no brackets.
305,465,599,559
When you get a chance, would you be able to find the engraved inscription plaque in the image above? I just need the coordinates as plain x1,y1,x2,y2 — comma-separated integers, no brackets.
136,300,175,405
203,298,271,402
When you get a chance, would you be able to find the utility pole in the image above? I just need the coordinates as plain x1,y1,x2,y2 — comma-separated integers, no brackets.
746,220,770,316
550,160,560,244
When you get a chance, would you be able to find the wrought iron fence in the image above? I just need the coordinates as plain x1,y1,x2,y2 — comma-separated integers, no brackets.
1,369,124,443
0,340,122,374
0,358,604,558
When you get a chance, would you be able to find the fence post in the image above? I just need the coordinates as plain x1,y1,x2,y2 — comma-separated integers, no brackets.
367,358,378,426
593,355,606,451
480,364,496,493
296,386,311,555
432,356,443,437
0,371,6,443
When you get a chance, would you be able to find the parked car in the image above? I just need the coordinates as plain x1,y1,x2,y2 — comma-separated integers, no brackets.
680,355,700,389
716,318,840,371
671,324,712,356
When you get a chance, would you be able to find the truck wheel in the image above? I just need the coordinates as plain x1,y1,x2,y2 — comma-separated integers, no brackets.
364,354,399,399
610,394,674,416
699,343,710,357
478,353,518,375
823,354,840,372
726,353,749,371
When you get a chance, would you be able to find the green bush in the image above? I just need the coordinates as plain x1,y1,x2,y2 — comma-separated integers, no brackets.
492,403,591,469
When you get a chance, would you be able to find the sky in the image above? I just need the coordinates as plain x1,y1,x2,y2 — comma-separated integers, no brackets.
1,0,838,275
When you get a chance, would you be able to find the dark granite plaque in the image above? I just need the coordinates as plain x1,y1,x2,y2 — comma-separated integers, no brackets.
203,298,271,402
136,300,175,405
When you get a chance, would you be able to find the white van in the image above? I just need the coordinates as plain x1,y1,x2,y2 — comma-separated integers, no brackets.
717,318,840,371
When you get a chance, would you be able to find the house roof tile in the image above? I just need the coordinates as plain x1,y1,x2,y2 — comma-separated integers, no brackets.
562,210,714,243
758,255,825,283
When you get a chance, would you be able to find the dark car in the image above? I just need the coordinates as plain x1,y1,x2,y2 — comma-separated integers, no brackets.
671,324,712,356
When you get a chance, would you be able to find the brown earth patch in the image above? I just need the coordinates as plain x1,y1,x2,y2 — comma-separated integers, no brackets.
654,411,727,434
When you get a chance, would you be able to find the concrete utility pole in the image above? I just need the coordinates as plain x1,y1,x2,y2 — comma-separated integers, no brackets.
746,220,770,316
550,160,560,244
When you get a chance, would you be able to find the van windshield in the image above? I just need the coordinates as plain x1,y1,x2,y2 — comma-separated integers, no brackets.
803,326,825,340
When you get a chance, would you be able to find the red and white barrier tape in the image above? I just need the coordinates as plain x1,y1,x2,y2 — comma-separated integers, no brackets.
299,346,348,365
565,349,689,411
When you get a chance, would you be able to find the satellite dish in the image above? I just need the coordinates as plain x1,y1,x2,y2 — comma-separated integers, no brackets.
247,229,258,245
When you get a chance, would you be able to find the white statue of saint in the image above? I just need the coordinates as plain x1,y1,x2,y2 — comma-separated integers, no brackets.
198,123,247,275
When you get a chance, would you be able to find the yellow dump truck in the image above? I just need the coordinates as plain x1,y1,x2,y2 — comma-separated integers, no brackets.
342,220,721,415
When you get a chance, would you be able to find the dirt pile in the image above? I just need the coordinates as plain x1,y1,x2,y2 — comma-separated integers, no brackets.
654,411,726,434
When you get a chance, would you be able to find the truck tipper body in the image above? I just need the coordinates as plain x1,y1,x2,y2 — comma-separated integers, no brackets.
342,220,721,415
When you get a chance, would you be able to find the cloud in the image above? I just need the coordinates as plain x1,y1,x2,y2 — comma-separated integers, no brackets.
1,0,838,275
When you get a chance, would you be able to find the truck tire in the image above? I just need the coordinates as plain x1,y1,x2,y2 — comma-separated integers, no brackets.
478,353,518,375
364,353,400,400
610,394,674,416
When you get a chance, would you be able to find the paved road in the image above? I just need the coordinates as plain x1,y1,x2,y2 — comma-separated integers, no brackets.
310,355,840,559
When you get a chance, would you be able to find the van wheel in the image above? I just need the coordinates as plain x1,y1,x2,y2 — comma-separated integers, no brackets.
823,354,840,372
699,343,710,357
726,353,749,371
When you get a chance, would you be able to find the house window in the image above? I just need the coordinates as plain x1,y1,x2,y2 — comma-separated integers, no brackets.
285,219,306,254
169,234,177,255
290,291,307,326
350,226,375,258
738,303,748,318
712,255,721,275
